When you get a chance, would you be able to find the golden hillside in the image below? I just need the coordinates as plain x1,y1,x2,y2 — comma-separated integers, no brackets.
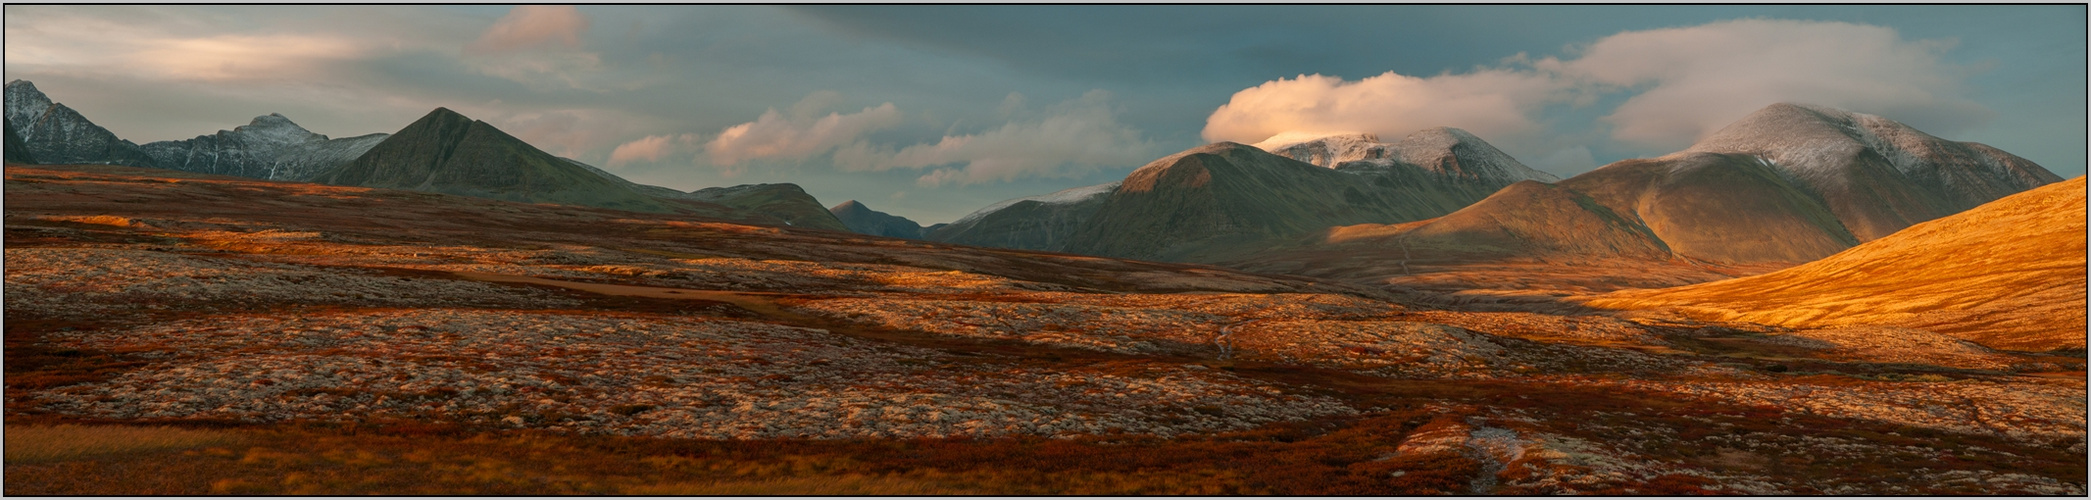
1587,176,2087,352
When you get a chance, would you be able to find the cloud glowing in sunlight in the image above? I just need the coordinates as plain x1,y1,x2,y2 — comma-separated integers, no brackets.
465,5,591,55
704,92,904,169
608,133,696,166
1208,19,1989,154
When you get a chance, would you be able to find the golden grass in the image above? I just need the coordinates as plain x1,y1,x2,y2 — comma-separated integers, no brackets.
39,215,139,228
1585,177,2089,352
6,425,239,464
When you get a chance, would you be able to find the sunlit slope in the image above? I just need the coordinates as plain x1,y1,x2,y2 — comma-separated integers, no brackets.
1558,152,1859,263
1588,176,2088,352
1311,180,1672,260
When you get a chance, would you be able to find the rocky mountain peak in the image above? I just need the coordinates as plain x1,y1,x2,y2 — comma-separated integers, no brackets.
5,79,55,127
230,113,324,144
1256,126,1558,184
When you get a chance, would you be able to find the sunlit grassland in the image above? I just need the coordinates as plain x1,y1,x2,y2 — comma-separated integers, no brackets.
6,424,239,464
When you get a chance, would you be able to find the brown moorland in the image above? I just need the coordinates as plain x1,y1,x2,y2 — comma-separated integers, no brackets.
4,164,2083,495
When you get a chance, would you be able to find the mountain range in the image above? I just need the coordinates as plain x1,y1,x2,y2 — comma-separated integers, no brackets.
140,113,390,181
1058,142,1512,262
2,78,2067,273
929,128,1552,260
1220,103,2061,289
2,80,854,233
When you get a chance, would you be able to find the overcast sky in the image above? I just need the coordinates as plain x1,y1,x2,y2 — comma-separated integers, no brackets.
6,5,2083,223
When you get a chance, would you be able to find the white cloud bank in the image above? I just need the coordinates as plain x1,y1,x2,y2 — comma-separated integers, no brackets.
1204,69,1562,149
1205,19,1986,155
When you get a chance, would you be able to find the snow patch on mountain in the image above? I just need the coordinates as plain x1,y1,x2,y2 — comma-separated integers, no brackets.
1685,102,2061,236
1256,128,1559,185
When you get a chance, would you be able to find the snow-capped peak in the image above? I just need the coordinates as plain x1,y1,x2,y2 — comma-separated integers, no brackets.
1253,127,1558,183
1250,131,1379,152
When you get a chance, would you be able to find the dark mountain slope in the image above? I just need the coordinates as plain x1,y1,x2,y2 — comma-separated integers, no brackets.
317,108,675,213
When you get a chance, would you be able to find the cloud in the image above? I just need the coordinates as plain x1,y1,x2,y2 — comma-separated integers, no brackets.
1202,70,1568,146
1540,18,1986,150
704,92,904,168
2,9,382,84
834,90,1155,187
460,6,608,91
1207,18,1987,155
128,35,370,83
608,133,699,166
465,5,590,55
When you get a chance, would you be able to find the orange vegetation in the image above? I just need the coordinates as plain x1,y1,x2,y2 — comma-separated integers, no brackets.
1587,177,2088,352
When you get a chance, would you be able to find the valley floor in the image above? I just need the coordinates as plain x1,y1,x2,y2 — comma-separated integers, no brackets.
4,165,2085,494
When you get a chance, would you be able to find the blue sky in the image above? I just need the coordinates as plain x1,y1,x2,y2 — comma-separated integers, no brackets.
5,5,2083,223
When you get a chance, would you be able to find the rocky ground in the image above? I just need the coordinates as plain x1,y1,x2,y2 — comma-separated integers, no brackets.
5,165,2084,495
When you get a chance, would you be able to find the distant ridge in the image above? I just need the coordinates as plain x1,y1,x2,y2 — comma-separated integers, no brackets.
687,183,851,231
830,200,924,239
141,113,389,181
926,181,1118,251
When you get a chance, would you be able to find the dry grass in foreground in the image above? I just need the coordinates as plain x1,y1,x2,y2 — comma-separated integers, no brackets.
5,424,239,464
